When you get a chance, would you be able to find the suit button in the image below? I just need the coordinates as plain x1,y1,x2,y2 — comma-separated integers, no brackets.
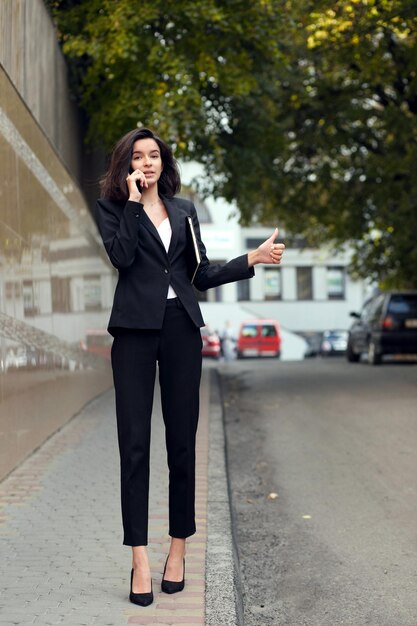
135,213,140,218
164,269,169,274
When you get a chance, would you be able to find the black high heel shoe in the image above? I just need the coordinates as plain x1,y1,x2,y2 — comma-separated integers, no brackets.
129,568,153,606
161,556,185,594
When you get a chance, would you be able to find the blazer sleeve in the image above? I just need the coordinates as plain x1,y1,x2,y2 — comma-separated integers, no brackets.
190,204,255,292
95,198,144,269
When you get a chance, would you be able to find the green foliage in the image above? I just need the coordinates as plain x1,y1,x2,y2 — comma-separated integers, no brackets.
47,0,417,287
46,0,281,151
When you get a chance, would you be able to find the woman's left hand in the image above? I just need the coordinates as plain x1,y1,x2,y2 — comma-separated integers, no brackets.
248,228,285,267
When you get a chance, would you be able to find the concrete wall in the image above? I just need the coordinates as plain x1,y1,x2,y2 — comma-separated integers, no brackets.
0,4,114,481
0,0,83,182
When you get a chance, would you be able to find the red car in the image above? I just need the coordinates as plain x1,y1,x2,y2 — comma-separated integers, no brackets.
81,329,112,360
236,319,281,358
201,327,221,359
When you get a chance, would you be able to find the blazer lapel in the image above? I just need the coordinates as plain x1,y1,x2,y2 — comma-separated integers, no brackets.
162,195,180,258
139,209,167,253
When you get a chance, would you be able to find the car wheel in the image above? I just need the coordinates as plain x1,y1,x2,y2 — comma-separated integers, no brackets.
368,340,382,365
275,350,281,359
346,341,360,362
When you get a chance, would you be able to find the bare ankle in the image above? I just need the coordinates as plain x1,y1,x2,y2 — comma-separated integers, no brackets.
132,546,150,569
169,537,186,559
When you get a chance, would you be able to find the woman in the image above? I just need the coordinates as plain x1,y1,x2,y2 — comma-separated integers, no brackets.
95,127,284,606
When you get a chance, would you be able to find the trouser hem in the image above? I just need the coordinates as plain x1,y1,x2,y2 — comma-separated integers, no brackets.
123,537,148,547
169,526,196,540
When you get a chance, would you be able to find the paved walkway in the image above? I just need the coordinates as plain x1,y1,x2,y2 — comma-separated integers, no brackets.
0,368,213,626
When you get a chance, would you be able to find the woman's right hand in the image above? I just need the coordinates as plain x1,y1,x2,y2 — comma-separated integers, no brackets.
126,169,148,202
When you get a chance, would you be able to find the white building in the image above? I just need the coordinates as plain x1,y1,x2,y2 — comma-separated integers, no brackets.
180,162,369,337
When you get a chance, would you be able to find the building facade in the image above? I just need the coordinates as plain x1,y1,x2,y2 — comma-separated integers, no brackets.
179,163,369,335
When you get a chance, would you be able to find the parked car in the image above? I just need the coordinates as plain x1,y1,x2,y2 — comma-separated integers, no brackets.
4,345,39,370
236,319,281,358
320,330,348,356
200,327,221,359
347,291,417,365
81,329,112,360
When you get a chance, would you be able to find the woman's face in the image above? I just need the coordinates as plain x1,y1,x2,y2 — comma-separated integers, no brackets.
130,138,163,187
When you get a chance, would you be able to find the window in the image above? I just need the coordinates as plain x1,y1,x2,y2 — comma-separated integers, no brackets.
369,295,385,321
194,286,222,303
211,285,222,303
237,279,250,302
388,294,417,316
22,280,40,317
246,235,287,247
360,297,374,322
264,268,281,300
261,324,277,337
296,267,313,300
83,275,102,311
51,277,71,313
241,324,258,338
194,287,207,302
327,267,345,300
5,282,21,299
245,238,265,249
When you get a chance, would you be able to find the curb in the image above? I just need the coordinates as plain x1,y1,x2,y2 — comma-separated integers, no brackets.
206,368,244,626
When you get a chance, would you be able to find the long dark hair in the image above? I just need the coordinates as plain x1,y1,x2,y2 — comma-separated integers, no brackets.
100,128,181,201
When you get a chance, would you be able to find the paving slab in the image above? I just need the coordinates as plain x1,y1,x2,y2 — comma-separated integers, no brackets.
0,365,240,625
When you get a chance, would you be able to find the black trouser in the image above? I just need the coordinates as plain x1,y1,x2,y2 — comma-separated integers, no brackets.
111,298,203,546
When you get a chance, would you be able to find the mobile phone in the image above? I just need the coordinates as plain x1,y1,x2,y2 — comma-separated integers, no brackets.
128,167,143,192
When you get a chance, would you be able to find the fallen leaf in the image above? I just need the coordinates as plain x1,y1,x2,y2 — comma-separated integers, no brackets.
267,492,279,500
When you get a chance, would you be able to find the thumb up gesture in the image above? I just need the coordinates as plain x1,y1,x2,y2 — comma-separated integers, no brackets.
248,228,285,267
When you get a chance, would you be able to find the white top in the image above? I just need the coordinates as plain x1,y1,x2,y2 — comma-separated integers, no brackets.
157,217,178,299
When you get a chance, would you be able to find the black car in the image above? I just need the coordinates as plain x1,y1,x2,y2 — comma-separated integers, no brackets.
347,291,417,365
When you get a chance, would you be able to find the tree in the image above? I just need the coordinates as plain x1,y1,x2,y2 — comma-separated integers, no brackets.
46,0,283,153
47,0,417,287
215,0,417,287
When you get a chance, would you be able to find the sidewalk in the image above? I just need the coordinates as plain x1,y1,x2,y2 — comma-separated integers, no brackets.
0,366,238,626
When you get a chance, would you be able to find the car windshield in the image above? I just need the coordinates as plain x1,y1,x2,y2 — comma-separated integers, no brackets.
387,295,417,316
323,330,348,339
241,325,258,338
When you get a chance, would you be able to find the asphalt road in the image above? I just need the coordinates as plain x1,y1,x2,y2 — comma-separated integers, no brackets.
217,358,417,626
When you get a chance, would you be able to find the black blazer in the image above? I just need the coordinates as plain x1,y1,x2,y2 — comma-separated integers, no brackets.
95,195,254,334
